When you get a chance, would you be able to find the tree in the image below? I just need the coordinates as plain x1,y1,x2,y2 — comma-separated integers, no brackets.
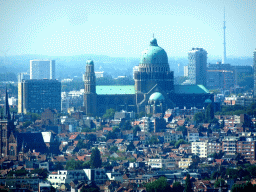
90,147,102,168
193,112,205,124
205,103,214,123
53,162,64,171
184,174,193,192
149,135,159,145
110,146,118,152
103,108,115,119
66,159,84,170
176,126,187,137
31,168,48,179
146,177,171,192
175,139,187,148
214,179,225,188
105,131,117,140
127,142,135,151
86,134,97,142
120,120,132,130
172,181,184,192
133,125,141,136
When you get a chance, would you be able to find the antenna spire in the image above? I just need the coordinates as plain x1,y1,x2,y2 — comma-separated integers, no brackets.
222,7,226,64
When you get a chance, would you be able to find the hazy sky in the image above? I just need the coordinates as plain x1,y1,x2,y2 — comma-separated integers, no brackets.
0,0,255,58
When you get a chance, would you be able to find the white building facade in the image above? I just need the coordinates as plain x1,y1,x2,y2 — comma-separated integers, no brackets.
30,60,55,80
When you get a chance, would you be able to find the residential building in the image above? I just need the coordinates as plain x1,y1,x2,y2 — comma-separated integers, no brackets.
192,141,208,158
48,170,87,189
187,129,199,142
83,168,108,185
188,48,207,86
30,60,55,80
178,155,193,169
237,137,256,161
147,158,175,169
18,79,61,114
222,136,238,154
207,141,222,156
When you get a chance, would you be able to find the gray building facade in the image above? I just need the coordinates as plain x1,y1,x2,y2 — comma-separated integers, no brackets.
188,48,207,86
30,60,55,80
18,79,61,114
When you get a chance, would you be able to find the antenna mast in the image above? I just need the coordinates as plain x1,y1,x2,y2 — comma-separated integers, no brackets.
222,7,226,64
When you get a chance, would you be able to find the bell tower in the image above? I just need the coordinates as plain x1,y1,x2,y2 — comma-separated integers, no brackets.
0,88,17,159
84,60,97,116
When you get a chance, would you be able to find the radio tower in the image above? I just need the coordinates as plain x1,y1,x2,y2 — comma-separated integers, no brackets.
222,7,226,64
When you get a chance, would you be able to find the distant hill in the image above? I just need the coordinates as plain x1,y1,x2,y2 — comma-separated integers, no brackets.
0,54,253,81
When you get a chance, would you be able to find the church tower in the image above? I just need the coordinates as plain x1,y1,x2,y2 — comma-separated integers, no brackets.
0,88,17,159
84,60,97,116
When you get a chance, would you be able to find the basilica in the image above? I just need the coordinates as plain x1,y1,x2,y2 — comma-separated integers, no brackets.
84,38,213,116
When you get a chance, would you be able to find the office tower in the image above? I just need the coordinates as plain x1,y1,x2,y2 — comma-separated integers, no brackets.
184,65,188,77
18,72,30,83
222,8,227,64
254,49,256,98
18,79,61,114
188,48,207,86
30,60,55,79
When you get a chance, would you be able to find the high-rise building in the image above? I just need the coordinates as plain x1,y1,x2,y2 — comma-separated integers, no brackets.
188,48,207,86
184,65,188,77
30,60,55,80
254,49,256,98
18,72,30,83
18,79,61,114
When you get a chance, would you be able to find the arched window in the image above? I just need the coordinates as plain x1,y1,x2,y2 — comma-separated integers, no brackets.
10,146,15,156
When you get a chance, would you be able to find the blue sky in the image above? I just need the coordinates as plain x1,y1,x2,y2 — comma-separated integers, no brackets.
0,0,255,58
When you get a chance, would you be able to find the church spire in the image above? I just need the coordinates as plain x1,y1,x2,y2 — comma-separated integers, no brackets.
4,87,11,120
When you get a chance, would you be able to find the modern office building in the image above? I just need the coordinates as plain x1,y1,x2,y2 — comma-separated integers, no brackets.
30,60,55,80
17,72,30,83
188,48,207,86
184,65,188,77
206,62,253,91
18,79,61,114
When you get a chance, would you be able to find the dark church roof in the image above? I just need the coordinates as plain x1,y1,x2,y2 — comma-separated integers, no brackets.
17,132,48,154
95,85,209,95
174,85,209,94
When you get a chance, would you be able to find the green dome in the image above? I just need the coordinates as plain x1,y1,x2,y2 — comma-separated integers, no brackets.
140,38,168,66
204,99,212,103
149,92,165,101
86,60,94,65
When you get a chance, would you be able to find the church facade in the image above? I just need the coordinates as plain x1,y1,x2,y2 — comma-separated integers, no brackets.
84,38,213,116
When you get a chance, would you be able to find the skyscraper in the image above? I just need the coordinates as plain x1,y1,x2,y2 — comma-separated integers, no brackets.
30,60,55,80
188,48,207,86
254,49,256,98
18,79,61,114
